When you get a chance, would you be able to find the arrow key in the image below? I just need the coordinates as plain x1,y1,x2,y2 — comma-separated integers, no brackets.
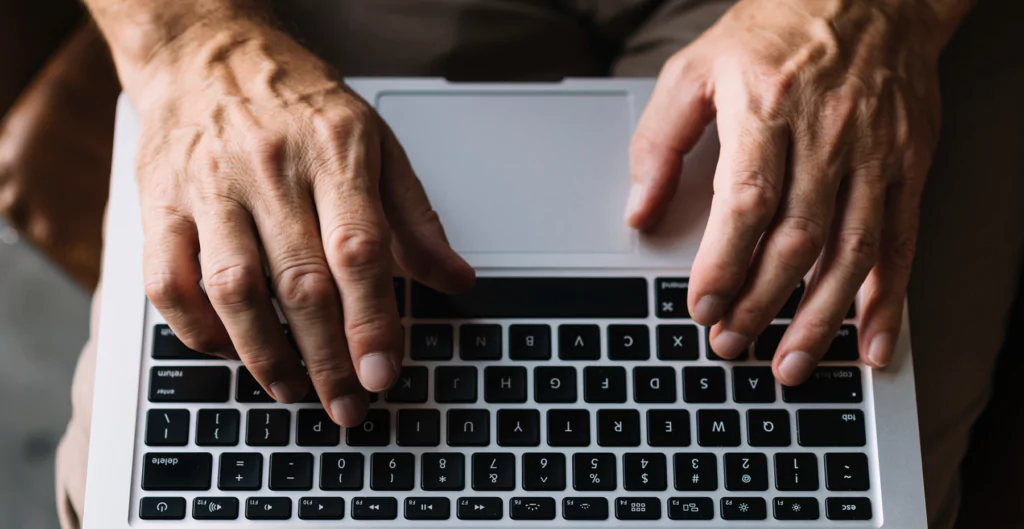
351,497,398,520
193,497,239,520
298,497,344,520
404,497,451,520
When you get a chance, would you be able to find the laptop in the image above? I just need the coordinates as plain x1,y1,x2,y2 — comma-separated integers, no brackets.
83,79,926,527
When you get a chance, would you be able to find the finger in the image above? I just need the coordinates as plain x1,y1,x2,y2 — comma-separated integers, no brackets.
626,53,716,229
140,200,233,358
253,188,368,427
710,130,838,359
379,124,475,293
314,124,403,393
687,114,790,326
773,167,884,385
195,199,309,402
857,179,920,368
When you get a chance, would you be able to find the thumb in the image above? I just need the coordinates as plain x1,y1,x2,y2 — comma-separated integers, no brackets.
626,54,715,229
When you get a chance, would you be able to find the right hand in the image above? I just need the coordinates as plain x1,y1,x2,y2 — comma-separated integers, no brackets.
129,22,475,426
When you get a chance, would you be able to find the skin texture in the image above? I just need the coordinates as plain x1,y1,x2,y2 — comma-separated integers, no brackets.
80,0,973,428
626,0,971,385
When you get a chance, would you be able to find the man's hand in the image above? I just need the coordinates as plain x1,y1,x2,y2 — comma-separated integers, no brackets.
116,19,474,425
626,0,967,384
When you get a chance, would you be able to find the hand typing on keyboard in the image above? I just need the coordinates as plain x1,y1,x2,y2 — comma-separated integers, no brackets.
116,17,474,425
624,0,961,385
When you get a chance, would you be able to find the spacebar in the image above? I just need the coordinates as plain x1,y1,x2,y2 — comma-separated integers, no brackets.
411,277,649,318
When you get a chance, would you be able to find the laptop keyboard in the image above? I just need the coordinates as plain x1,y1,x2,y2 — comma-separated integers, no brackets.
136,275,876,524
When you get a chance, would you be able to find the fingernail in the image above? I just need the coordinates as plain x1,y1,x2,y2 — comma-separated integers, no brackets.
358,353,399,392
269,381,302,404
713,330,750,358
625,184,647,221
694,295,727,324
778,351,816,385
868,332,893,368
330,394,367,426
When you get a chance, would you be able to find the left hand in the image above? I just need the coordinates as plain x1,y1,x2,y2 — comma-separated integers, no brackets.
625,0,954,384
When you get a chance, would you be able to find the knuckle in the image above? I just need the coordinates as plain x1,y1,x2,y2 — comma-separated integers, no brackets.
317,104,376,145
838,228,879,273
240,352,283,381
273,259,336,309
204,262,265,309
328,222,387,270
304,358,358,388
144,272,185,309
799,312,838,344
724,172,779,221
775,214,827,267
345,316,396,351
885,233,918,269
177,330,224,354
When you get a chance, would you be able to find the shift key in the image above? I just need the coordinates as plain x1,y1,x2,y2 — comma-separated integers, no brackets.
783,367,862,403
149,366,230,402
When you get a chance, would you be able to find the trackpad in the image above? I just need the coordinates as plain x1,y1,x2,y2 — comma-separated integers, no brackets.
377,92,635,254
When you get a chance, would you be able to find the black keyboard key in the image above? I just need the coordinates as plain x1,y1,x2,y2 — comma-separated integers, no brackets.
573,453,616,491
149,366,229,403
146,409,189,446
523,453,565,491
655,277,689,318
748,409,792,446
152,324,209,360
320,453,364,490
460,324,502,360
386,366,428,403
754,324,787,360
142,453,212,491
298,497,344,520
775,453,820,491
219,453,262,491
683,366,726,403
547,409,590,446
615,497,661,520
412,277,648,319
246,409,290,446
697,409,741,446
422,453,465,491
484,366,527,403
497,409,539,446
347,409,390,446
270,452,313,490
657,324,700,360
607,324,650,360
826,497,873,520
296,408,339,446
774,497,820,520
778,280,804,318
410,324,453,360
509,324,551,360
797,409,866,447
674,453,718,491
434,366,477,403
457,497,503,520
784,367,863,403
563,497,609,520
405,497,450,520
826,325,859,360
721,497,767,520
584,366,626,403
447,409,490,446
559,324,600,360
235,367,273,403
246,497,292,520
193,497,238,520
724,453,769,491
510,497,556,520
351,497,398,520
623,453,667,491
668,497,714,520
647,409,690,446
472,453,515,490
397,409,440,446
196,409,239,446
371,453,415,491
139,497,186,520
534,366,577,403
733,366,776,403
825,452,870,491
633,367,676,403
597,409,640,446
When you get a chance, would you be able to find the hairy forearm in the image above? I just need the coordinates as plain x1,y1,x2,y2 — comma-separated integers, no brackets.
82,0,273,92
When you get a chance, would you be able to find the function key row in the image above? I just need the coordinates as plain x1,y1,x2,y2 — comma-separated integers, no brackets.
140,495,874,521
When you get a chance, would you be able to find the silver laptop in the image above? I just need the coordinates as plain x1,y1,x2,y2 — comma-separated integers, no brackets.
83,79,926,528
